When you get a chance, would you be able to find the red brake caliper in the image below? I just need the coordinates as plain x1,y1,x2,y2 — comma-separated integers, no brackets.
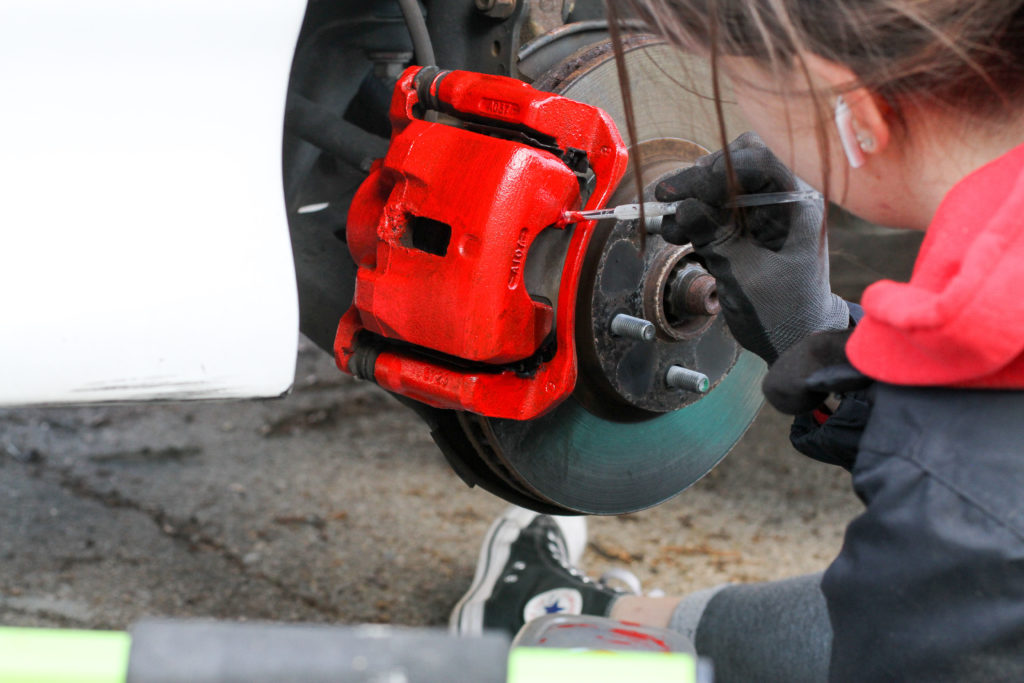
335,66,627,420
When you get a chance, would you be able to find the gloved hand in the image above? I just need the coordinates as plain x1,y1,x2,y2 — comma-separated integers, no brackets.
654,132,849,364
762,328,872,415
763,328,874,471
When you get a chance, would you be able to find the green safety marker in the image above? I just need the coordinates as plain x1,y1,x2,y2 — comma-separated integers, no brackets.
508,647,699,683
0,627,130,683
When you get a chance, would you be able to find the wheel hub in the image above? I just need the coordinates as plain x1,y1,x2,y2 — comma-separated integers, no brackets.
442,37,766,514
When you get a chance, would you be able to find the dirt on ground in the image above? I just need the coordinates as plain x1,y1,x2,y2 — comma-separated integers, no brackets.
0,341,860,632
0,223,920,632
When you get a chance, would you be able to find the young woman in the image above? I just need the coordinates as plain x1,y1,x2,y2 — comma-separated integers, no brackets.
451,2,1024,681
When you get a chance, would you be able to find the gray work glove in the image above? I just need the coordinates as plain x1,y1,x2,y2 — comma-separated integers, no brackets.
655,132,849,365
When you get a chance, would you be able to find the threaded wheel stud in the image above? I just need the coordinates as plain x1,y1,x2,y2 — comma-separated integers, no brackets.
666,365,710,393
610,314,656,342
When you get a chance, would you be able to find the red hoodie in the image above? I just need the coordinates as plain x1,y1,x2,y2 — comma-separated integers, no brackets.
847,142,1024,388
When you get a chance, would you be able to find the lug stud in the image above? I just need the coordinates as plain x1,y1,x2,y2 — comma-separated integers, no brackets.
610,314,656,342
666,365,710,393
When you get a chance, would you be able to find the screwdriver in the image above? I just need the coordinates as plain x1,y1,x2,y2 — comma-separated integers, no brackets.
562,189,821,230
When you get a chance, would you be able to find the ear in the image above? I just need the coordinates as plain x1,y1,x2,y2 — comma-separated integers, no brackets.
799,53,892,160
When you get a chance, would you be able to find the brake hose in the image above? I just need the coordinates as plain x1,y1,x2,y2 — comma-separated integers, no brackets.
397,0,436,67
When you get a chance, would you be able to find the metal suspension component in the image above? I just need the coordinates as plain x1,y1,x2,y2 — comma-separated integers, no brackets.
445,38,766,514
298,13,768,514
287,4,918,516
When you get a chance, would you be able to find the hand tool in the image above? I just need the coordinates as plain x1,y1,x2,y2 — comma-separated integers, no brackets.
562,189,822,226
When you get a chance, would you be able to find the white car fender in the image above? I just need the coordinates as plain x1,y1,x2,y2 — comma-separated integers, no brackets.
0,0,307,404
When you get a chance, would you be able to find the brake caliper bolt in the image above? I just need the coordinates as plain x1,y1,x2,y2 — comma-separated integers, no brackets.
666,365,710,393
475,0,516,18
610,313,656,342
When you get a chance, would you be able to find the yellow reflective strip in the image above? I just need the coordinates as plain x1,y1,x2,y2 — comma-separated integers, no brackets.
0,627,130,683
508,647,698,683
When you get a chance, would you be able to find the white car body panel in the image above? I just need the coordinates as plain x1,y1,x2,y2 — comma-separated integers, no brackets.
0,0,306,405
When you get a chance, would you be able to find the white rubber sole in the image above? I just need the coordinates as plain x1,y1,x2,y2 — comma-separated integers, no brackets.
449,507,587,636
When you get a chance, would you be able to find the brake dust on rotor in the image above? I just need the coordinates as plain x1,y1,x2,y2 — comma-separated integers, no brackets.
336,66,628,420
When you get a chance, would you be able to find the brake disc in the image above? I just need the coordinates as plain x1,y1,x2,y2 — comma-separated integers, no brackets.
451,37,767,515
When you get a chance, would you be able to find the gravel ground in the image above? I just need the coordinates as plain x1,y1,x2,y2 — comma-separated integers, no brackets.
0,224,920,632
0,344,858,631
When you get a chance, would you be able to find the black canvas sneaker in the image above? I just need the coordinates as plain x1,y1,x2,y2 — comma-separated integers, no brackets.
450,507,623,639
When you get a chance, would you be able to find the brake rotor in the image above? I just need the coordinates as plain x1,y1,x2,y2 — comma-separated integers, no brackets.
453,37,767,515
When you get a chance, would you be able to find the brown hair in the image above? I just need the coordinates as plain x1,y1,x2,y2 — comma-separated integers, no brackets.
607,0,1024,207
613,0,1024,118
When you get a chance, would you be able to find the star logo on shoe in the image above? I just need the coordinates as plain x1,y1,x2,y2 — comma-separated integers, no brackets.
523,588,583,623
544,601,565,614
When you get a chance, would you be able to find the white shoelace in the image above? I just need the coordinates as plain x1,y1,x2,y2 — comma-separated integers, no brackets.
598,568,664,597
548,526,664,598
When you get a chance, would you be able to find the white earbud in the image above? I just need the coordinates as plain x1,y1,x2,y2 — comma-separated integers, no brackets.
835,96,866,169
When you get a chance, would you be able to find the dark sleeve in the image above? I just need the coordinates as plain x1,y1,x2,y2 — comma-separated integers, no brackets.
823,385,1024,681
